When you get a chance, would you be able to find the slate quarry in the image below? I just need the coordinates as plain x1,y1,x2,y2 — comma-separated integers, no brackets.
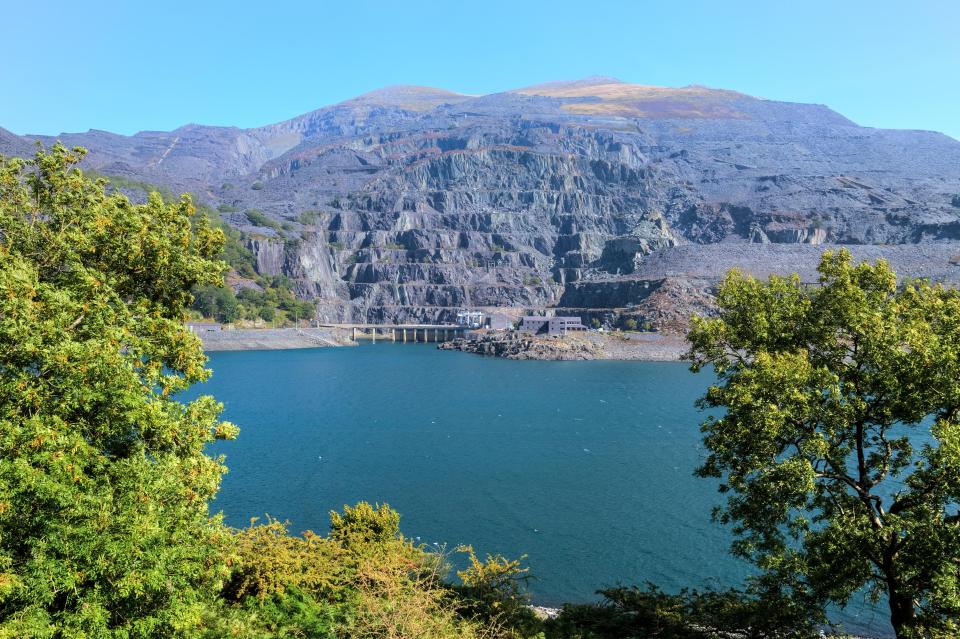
4,77,960,326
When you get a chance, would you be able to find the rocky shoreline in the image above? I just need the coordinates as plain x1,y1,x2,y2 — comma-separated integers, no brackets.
438,331,688,361
197,327,354,352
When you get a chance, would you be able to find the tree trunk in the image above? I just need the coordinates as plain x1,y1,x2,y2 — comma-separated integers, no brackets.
887,584,918,638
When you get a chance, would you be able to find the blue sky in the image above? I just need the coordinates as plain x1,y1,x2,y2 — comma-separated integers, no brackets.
2,0,958,139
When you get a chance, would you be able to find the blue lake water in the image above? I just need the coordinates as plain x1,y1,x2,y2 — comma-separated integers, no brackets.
186,343,892,637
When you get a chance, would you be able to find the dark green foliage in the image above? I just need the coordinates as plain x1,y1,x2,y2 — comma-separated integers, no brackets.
245,209,282,231
194,283,241,323
545,583,820,639
234,281,315,325
239,588,340,638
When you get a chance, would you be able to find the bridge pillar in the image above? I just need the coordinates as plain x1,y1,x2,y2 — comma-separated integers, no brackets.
371,328,376,343
351,327,356,341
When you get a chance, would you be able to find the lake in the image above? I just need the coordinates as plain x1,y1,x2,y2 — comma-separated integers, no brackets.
187,343,891,637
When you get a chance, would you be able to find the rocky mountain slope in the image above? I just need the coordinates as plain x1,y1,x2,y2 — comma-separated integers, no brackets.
5,77,960,325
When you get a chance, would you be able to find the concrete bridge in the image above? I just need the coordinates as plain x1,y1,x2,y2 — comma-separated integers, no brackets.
318,323,470,343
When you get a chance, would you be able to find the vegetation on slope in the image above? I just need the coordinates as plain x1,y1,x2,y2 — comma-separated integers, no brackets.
89,169,316,326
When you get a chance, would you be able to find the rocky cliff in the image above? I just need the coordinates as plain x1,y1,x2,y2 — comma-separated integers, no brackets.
5,77,960,324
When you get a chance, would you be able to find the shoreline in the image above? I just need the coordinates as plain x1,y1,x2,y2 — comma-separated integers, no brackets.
197,327,355,352
438,331,689,361
196,326,689,361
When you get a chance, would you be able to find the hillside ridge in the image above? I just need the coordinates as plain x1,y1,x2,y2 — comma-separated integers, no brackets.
3,78,960,327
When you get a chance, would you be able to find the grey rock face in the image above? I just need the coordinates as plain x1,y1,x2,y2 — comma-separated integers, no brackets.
5,79,960,322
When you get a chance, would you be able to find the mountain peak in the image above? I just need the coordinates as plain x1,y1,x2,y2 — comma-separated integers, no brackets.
345,85,471,112
510,78,751,118
514,76,626,93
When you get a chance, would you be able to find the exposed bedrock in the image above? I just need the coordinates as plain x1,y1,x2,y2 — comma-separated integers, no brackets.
8,78,960,323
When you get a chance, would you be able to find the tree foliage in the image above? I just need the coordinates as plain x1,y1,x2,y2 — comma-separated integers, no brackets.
0,144,238,637
687,250,960,638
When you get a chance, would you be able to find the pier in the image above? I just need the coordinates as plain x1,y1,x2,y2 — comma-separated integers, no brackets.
318,323,469,343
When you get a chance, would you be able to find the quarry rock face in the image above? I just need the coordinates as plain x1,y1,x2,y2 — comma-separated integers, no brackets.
5,78,960,325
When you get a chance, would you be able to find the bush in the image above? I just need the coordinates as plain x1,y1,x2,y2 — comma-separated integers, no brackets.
329,502,401,548
223,518,343,602
454,545,539,637
217,504,496,639
544,583,821,639
298,210,321,225
193,283,241,323
245,209,282,231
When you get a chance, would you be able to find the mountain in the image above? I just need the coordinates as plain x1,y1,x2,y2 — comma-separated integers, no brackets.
4,77,960,326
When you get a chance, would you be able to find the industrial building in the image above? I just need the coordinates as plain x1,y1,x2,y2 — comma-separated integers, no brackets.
518,316,588,337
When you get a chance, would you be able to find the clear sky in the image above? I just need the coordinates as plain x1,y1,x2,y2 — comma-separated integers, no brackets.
2,0,958,139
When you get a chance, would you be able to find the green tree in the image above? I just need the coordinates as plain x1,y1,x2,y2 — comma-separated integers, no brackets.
0,145,237,637
687,250,960,638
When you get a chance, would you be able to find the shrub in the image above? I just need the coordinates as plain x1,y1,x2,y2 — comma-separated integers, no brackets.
245,209,282,231
544,583,821,639
329,502,401,548
454,545,539,636
299,210,321,225
222,518,343,602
